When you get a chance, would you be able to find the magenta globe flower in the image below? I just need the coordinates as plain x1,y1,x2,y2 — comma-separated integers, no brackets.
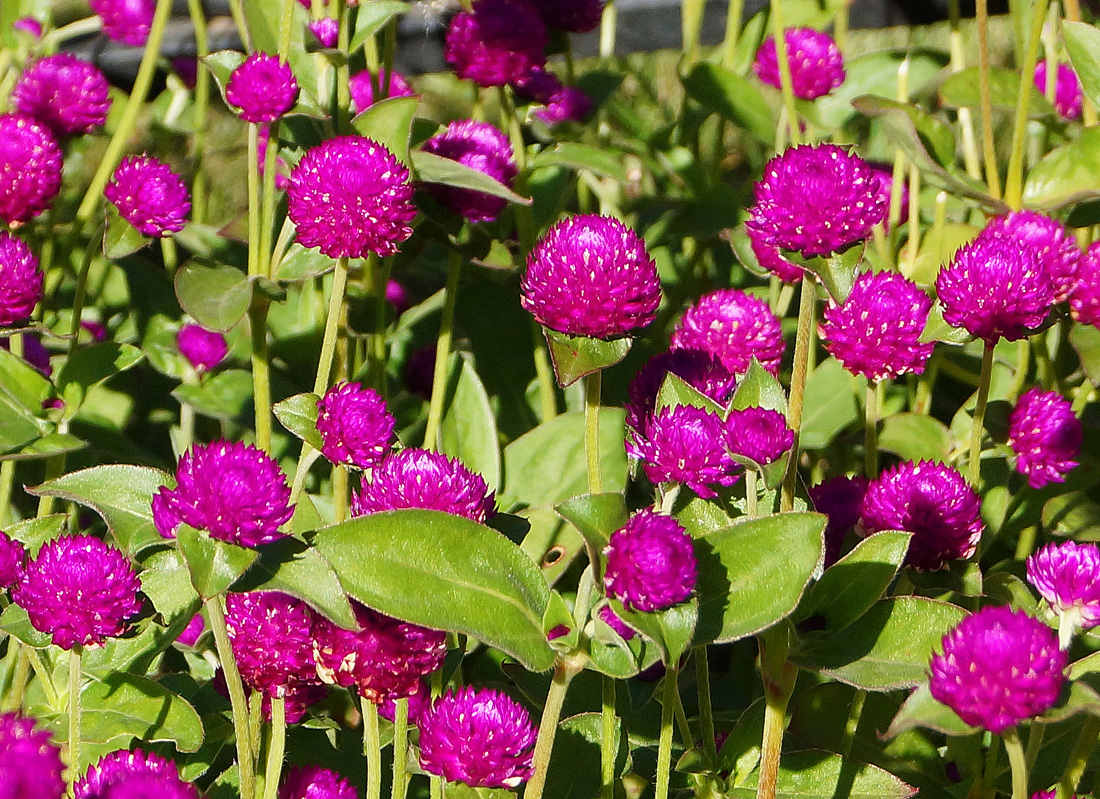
419,686,537,789
670,288,785,376
349,69,415,113
89,0,154,45
1034,60,1083,120
225,591,319,697
521,214,660,339
288,136,416,259
226,52,299,123
308,18,340,48
984,211,1080,303
1071,241,1100,328
1007,387,1081,489
104,154,191,237
0,113,63,226
930,606,1065,733
175,613,205,647
629,405,740,499
753,27,845,100
820,270,934,382
809,475,869,568
445,0,548,88
350,448,495,522
530,0,603,32
625,348,737,435
1027,541,1100,648
0,713,65,799
0,232,42,327
534,85,593,125
316,381,395,469
746,144,887,258
177,323,227,373
12,534,141,650
75,749,198,799
422,119,517,223
747,223,803,284
13,17,43,38
152,440,294,547
12,53,112,136
604,509,697,612
379,679,432,724
724,407,794,466
280,766,357,799
0,531,25,589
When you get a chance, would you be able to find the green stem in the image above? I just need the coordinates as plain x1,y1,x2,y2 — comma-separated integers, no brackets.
364,700,382,799
391,698,409,799
1003,727,1029,799
838,690,865,757
781,279,816,512
261,695,286,799
585,371,604,494
251,297,273,452
745,470,759,518
600,676,616,799
0,460,14,526
1003,0,1050,209
680,0,706,65
68,645,82,785
655,668,678,799
968,345,995,488
2,644,29,713
865,381,878,478
207,596,256,799
25,648,60,709
975,0,1002,199
260,122,281,279
768,0,800,146
313,258,350,396
523,656,583,799
757,627,797,799
1024,722,1045,776
1058,715,1100,799
599,0,617,59
187,0,210,223
532,321,558,423
424,250,462,450
333,464,348,523
696,648,716,758
429,670,444,799
947,0,984,181
1063,0,1098,125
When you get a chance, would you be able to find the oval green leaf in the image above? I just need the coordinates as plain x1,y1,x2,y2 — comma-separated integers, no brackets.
175,260,252,332
412,150,530,205
543,329,632,388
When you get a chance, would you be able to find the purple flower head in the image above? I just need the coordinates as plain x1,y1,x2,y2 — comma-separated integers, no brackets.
629,405,740,499
12,534,141,650
753,27,845,100
747,223,802,284
746,144,887,258
1033,793,1077,799
724,407,793,466
929,606,1065,733
514,66,561,103
984,211,1080,303
225,591,318,697
445,0,548,88
226,52,299,123
0,113,62,225
89,0,154,45
604,509,697,612
288,136,416,259
534,86,593,125
12,54,112,136
1008,387,1081,489
936,230,1054,343
175,613,205,647
1071,241,1100,328
422,119,517,223
75,749,197,799
308,18,340,48
625,348,737,434
521,214,660,339
280,766,358,799
670,288,785,376
1034,60,1083,120
316,381,396,469
809,475,869,568
419,686,537,789
530,0,603,32
152,440,294,547
861,461,982,571
0,531,26,589
104,155,191,237
351,448,495,522
386,279,410,316
1027,541,1100,635
2,333,51,375
0,713,64,799
597,604,635,641
177,323,227,373
379,679,431,724
820,270,934,382
349,69,415,113
313,601,447,704
0,232,42,327
13,17,43,38
869,162,908,229
172,58,198,89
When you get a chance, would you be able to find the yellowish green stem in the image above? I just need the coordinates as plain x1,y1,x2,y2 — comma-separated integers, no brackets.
769,0,800,146
655,668,679,799
1003,0,1051,209
391,698,409,799
364,701,382,799
424,250,463,451
261,695,287,799
207,596,256,799
968,345,995,488
1003,726,1029,799
585,371,604,494
523,656,583,799
68,645,83,785
781,280,816,512
975,0,1002,199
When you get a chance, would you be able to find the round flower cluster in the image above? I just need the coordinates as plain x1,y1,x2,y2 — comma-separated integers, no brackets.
0,232,43,327
351,448,495,522
0,713,64,799
534,85,593,125
225,591,319,697
0,113,63,225
90,0,155,45
629,404,739,498
983,211,1080,303
350,69,415,113
445,0,548,88
753,27,845,100
308,18,339,48
225,52,299,123
75,749,197,799
177,323,228,373
1071,241,1100,328
1007,387,1081,489
280,766,358,799
604,509,697,612
1028,540,1100,646
12,53,112,136
316,382,396,469
670,288,785,376
725,407,794,467
0,531,25,589
1034,59,1083,120
104,155,191,237
422,119,518,223
625,348,737,435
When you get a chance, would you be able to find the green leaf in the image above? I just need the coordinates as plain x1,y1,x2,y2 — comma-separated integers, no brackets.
543,329,632,388
312,509,555,671
1043,491,1100,541
1065,21,1100,113
275,243,335,282
176,524,259,599
529,143,629,182
438,355,501,491
104,206,150,258
80,673,204,754
787,248,863,304
656,373,724,416
173,369,254,421
920,302,972,345
885,683,977,738
878,413,952,463
29,465,170,555
1024,128,1100,210
0,348,51,455
0,432,86,463
0,603,51,647
56,342,144,413
555,493,628,550
273,392,324,450
351,96,418,166
730,359,787,414
1070,323,1100,387
348,1,410,52
940,66,1053,117
718,699,764,784
3,514,66,554
694,513,824,645
851,97,955,168
175,261,252,332
681,62,774,144
412,150,530,206
799,358,857,450
794,597,967,691
728,750,917,799
139,548,201,622
200,50,246,103
614,598,698,665
542,713,627,799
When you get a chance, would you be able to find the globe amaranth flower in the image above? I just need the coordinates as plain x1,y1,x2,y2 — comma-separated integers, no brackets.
13,17,43,38
1033,793,1078,799
869,162,909,230
936,230,1054,343
753,27,845,101
177,323,227,373
534,86,593,126
629,405,740,499
351,448,495,523
75,749,198,799
349,69,415,113
89,0,154,45
288,135,416,259
984,210,1080,303
746,144,887,258
1034,59,1083,121
379,678,432,724
175,613,205,647
625,348,737,435
604,509,697,612
746,222,803,284
530,0,603,32
1008,387,1081,489
12,53,112,136
313,601,447,703
308,18,340,48
316,381,396,469
0,232,42,327
12,534,141,650
597,604,635,641
104,155,191,237
0,531,26,589
280,766,357,799
2,333,51,375
445,0,548,88
0,113,63,225
152,440,294,547
419,686,537,789
1071,241,1100,328
861,460,983,571
422,119,517,223
0,713,65,799
225,52,299,123
809,475,869,568
1027,541,1100,648
225,591,319,697
820,270,934,382
670,288,786,376
930,606,1065,734
725,407,793,467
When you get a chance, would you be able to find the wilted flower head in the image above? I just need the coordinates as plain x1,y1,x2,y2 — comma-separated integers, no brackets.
349,69,415,113
630,404,739,498
1027,541,1100,646
351,448,495,522
419,687,537,789
308,18,340,48
1008,387,1081,489
809,475,869,568
0,531,25,590
177,323,227,373
0,113,63,225
1034,59,1083,120
226,52,299,123
152,440,294,547
280,766,358,799
12,534,141,650
445,0,548,87
820,270,934,382
12,53,112,136
0,713,64,799
316,381,396,468
1071,241,1100,328
422,119,517,223
521,214,660,339
746,144,887,258
534,85,593,125
104,154,191,237
625,348,737,434
75,749,198,799
225,591,318,697
930,606,1065,733
670,288,785,376
984,211,1080,303
604,509,697,612
530,0,603,32
753,27,845,100
0,232,42,327
725,407,793,467
89,0,155,45
288,136,416,258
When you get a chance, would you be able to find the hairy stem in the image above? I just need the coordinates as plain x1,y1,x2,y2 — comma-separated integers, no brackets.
185,0,210,223
424,249,462,450
1059,715,1100,799
68,645,83,785
865,381,879,478
391,698,409,799
757,627,797,799
975,0,1002,199
696,648,716,758
1003,727,1029,799
768,0,800,146
364,701,382,799
585,371,604,494
600,676,617,799
655,668,679,799
523,656,583,799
